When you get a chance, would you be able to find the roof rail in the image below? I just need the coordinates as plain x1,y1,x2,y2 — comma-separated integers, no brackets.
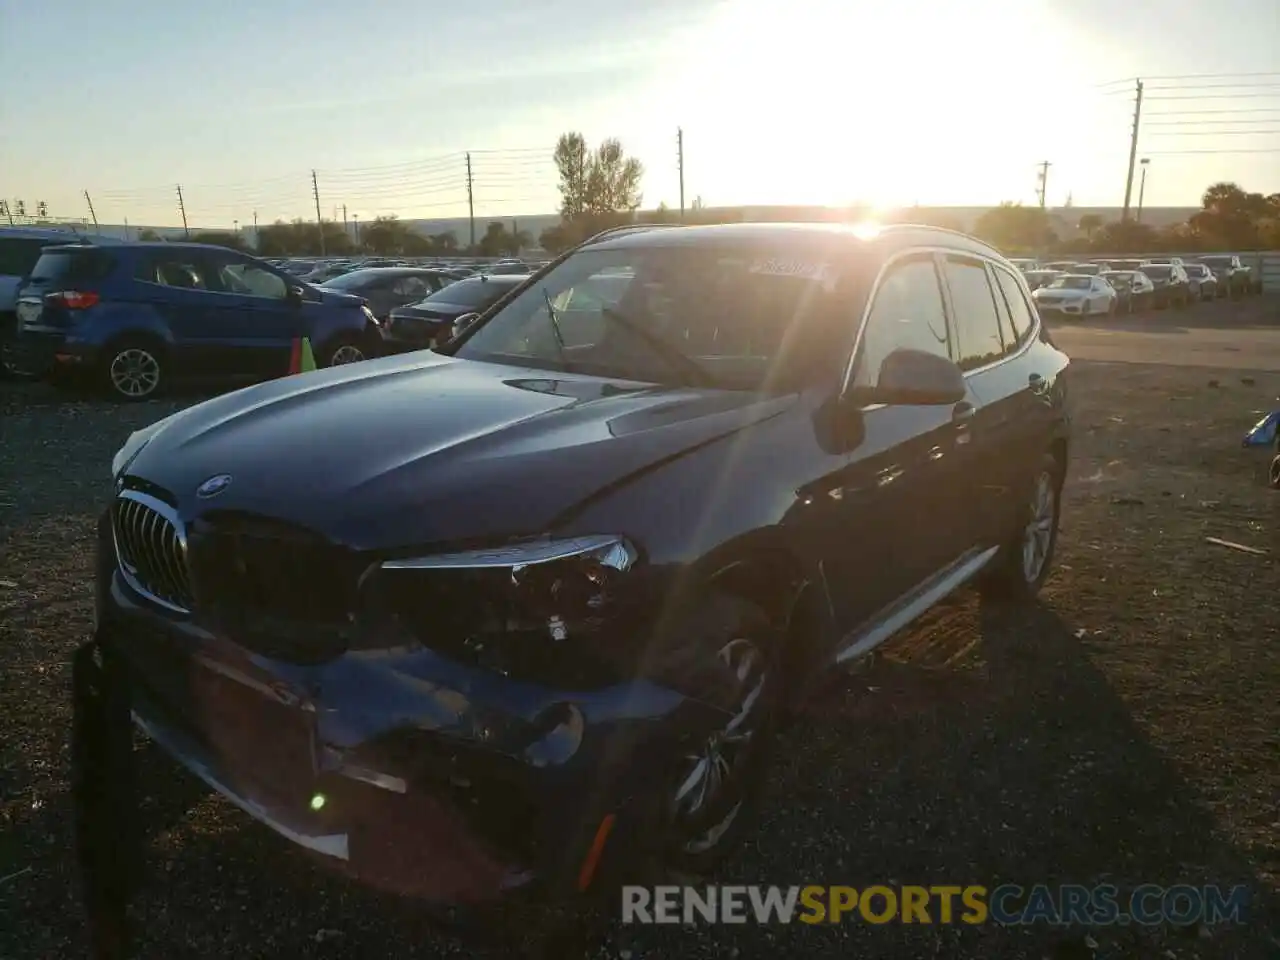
581,222,683,247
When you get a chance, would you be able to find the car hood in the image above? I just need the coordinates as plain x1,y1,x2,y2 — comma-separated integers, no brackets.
128,353,794,551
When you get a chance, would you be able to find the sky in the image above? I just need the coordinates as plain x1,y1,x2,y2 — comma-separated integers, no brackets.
1,0,1278,229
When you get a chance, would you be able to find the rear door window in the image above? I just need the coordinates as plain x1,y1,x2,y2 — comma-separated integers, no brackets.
942,256,1006,371
137,254,214,290
992,265,1035,345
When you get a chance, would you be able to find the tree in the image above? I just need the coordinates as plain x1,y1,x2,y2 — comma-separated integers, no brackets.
138,228,162,241
430,231,459,254
1091,219,1156,253
255,218,351,256
1188,181,1272,249
554,132,591,222
1077,214,1103,240
547,131,645,248
972,202,1055,252
188,230,248,251
539,222,577,255
360,215,416,255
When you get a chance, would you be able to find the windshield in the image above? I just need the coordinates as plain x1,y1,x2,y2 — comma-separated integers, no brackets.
1048,276,1092,290
1103,272,1133,283
1144,266,1172,279
1071,264,1101,275
421,277,517,309
452,244,846,389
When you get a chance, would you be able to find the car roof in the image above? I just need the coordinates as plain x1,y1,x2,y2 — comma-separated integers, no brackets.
586,221,1005,261
337,266,448,276
463,272,529,283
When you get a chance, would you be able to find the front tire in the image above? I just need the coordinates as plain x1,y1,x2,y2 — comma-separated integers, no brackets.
660,593,782,874
100,339,165,401
318,334,370,368
982,453,1063,601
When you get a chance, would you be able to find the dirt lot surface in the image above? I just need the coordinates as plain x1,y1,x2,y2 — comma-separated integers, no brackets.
2,301,1278,958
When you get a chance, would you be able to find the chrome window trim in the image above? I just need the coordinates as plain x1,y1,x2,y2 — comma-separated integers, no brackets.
111,488,191,615
839,244,1043,397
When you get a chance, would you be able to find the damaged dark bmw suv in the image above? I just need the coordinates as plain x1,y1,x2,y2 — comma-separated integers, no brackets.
92,222,1070,908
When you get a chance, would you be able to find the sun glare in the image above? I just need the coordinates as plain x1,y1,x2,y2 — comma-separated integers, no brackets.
653,0,1102,209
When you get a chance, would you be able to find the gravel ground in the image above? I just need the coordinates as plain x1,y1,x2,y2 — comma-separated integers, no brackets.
1,346,1278,958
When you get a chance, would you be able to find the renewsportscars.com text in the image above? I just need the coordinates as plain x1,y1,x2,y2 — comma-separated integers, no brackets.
621,884,1250,926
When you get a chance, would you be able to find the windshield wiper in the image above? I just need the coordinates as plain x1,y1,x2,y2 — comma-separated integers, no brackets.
541,287,567,359
601,305,715,387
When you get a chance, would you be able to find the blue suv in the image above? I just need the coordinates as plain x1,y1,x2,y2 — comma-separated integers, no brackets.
11,242,379,400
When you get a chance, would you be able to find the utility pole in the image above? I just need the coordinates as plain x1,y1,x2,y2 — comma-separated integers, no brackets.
342,203,348,237
1136,158,1150,224
1035,162,1051,209
311,169,326,255
677,127,685,221
465,153,475,250
175,185,189,238
84,190,99,228
1122,79,1144,222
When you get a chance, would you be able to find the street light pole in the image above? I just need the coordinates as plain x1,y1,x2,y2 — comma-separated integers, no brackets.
1136,159,1150,224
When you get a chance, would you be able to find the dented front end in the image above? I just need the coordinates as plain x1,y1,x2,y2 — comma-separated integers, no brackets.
94,510,724,905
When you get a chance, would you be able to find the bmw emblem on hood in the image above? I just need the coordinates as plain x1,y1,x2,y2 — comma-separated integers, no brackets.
196,474,233,499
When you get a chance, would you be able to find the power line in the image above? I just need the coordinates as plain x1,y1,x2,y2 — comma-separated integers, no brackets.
1145,92,1280,100
1143,148,1280,155
1135,71,1280,81
1147,129,1280,136
1143,117,1280,125
1144,107,1280,116
1145,82,1280,91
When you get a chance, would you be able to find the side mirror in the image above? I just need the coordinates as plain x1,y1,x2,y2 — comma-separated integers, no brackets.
286,284,305,306
849,348,966,406
452,312,481,338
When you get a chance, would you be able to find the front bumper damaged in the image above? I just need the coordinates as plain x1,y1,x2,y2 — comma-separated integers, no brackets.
85,512,719,933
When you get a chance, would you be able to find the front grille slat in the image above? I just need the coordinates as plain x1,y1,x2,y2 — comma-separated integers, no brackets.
112,490,193,613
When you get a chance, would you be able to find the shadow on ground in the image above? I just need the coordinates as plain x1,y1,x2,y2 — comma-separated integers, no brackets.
2,595,1274,959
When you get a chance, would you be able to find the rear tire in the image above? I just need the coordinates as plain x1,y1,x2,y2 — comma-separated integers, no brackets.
99,338,165,402
981,452,1063,602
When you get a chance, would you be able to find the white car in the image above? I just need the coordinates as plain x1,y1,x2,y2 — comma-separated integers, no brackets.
1031,273,1117,318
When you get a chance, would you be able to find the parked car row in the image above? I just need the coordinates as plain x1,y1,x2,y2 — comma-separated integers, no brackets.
1012,253,1255,301
3,237,536,399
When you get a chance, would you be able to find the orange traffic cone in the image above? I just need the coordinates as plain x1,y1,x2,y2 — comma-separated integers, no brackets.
287,337,318,375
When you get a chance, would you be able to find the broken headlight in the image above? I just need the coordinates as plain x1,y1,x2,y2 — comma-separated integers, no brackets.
364,536,641,683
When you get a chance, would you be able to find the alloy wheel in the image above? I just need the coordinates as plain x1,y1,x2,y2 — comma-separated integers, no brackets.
671,637,766,855
109,348,160,398
328,344,365,366
1022,471,1056,584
